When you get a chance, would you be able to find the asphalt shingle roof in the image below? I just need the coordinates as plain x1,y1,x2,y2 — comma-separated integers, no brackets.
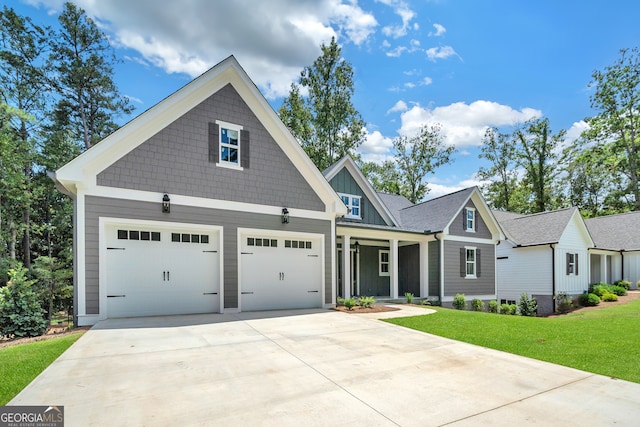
376,192,413,225
397,187,475,233
495,207,578,246
585,211,640,251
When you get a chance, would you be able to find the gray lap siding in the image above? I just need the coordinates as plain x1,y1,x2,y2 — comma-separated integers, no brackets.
84,196,332,314
443,240,495,296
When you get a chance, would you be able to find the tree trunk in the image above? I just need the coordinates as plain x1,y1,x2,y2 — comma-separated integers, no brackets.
9,220,16,260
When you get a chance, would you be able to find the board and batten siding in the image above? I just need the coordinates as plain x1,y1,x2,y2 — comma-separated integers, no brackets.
84,196,333,314
448,200,492,239
555,215,592,295
428,240,440,297
398,244,420,297
329,168,387,226
624,252,640,289
358,245,390,296
496,244,553,301
442,240,495,296
97,84,324,212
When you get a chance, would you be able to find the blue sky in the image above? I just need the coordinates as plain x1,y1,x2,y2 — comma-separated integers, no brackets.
12,0,640,199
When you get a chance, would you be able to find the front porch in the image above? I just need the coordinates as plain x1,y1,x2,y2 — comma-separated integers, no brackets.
336,226,435,301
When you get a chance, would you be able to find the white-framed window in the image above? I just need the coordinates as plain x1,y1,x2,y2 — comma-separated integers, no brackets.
379,249,390,276
339,193,362,220
566,253,578,275
465,246,476,278
465,208,476,232
216,120,243,170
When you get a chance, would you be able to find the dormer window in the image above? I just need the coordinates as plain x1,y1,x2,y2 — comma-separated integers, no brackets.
465,207,476,232
339,193,361,220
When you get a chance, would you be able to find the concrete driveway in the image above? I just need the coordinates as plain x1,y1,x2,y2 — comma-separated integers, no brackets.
11,306,640,426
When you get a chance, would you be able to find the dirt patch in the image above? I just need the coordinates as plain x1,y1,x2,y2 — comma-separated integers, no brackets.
333,305,401,314
546,290,640,318
0,326,90,349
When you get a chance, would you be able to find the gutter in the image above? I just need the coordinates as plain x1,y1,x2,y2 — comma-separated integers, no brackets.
621,250,624,281
550,243,556,313
434,233,443,303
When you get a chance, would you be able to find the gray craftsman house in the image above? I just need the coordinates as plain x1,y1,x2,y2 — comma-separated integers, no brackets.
324,156,504,307
53,56,347,326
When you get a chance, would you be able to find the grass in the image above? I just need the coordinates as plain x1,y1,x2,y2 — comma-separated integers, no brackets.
386,299,640,383
0,332,84,405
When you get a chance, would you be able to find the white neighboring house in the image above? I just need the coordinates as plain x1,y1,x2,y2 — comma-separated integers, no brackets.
585,211,640,289
494,207,594,315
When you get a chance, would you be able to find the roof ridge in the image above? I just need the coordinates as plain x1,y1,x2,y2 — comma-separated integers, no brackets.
399,186,475,211
585,210,640,221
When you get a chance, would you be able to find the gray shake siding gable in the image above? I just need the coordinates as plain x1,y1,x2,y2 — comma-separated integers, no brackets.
449,200,492,239
84,196,333,313
97,84,324,212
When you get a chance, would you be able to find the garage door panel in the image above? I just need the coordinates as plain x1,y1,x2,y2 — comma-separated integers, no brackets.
105,224,220,318
240,234,322,311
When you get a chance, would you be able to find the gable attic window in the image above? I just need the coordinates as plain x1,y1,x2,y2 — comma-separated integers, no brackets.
464,207,476,232
339,193,362,220
209,120,249,170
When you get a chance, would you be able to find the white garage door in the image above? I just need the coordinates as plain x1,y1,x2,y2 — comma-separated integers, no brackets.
240,233,323,311
105,223,220,318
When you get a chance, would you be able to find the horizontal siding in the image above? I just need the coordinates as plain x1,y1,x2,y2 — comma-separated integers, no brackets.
84,196,333,314
443,240,495,296
497,244,552,300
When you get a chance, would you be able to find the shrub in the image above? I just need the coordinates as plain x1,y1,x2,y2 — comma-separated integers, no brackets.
518,293,538,317
0,266,48,338
609,285,627,296
499,303,511,314
358,296,375,308
601,293,618,302
613,280,631,290
452,294,466,310
337,297,345,306
488,300,498,314
405,292,414,304
471,298,485,312
578,293,600,307
589,282,608,293
343,298,357,310
421,299,431,306
591,284,608,297
509,304,518,315
554,292,573,314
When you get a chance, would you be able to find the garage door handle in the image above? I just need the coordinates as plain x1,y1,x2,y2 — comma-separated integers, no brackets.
203,292,218,295
107,294,126,298
308,290,319,293
241,292,254,295
241,252,253,255
107,247,126,250
202,250,218,253
307,254,318,257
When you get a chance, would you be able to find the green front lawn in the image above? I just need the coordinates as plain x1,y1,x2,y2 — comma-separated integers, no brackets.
0,332,84,405
386,300,640,383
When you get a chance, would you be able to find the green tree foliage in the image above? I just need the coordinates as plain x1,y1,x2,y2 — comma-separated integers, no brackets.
0,266,48,338
359,160,402,195
477,127,519,211
393,124,455,203
279,37,365,170
587,47,640,211
32,256,73,321
50,2,133,150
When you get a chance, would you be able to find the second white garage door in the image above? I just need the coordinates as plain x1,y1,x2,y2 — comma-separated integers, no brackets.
240,231,323,311
105,222,221,318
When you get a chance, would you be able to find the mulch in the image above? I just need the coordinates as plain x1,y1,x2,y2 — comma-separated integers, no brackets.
332,305,401,314
0,325,91,349
545,290,640,318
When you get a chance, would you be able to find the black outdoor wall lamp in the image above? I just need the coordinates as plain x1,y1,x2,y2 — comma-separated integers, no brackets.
281,207,289,224
162,193,170,213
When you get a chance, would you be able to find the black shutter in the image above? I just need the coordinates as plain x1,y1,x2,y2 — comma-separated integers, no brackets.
462,209,467,230
566,253,571,275
476,248,481,277
460,248,466,277
208,122,219,163
241,129,250,169
575,253,579,275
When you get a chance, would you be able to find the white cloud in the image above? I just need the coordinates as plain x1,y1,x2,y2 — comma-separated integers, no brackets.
387,100,409,114
422,76,433,86
378,0,416,38
426,46,460,61
429,23,446,37
399,100,542,147
565,120,589,143
358,129,394,163
386,46,407,57
31,0,378,99
425,178,491,200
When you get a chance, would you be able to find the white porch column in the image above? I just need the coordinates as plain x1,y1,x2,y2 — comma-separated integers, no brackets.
420,241,428,298
391,239,399,299
343,235,351,299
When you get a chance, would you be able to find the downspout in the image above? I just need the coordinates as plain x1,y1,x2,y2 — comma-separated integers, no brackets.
550,243,556,313
434,233,443,303
620,250,624,281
